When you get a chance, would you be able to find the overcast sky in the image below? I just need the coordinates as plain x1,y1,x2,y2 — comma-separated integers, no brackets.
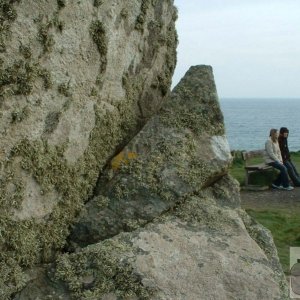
172,0,300,98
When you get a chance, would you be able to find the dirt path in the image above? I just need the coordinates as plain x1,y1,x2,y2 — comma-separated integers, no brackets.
241,187,300,211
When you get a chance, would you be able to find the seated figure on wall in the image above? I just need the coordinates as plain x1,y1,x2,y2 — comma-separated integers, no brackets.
264,128,294,191
278,127,300,187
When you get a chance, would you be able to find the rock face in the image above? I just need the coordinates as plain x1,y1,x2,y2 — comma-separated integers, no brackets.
54,177,287,300
1,1,288,298
69,65,231,247
0,0,177,298
15,66,288,299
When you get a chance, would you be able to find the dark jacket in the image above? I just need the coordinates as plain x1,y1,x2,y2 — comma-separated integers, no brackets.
278,136,290,163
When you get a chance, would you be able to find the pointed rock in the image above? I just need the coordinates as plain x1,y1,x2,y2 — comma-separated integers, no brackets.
69,65,232,247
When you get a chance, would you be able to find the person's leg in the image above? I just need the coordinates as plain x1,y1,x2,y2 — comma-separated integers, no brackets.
268,161,290,188
290,161,300,177
285,161,300,186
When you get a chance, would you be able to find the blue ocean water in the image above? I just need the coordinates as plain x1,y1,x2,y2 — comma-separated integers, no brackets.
219,98,300,151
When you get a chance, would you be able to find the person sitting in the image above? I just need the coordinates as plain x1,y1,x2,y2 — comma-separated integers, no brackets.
264,128,294,191
278,127,300,187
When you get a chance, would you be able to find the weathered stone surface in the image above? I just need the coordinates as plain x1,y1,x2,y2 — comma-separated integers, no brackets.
0,0,177,297
14,65,288,299
69,65,232,247
2,2,289,297
13,266,69,300
50,176,288,299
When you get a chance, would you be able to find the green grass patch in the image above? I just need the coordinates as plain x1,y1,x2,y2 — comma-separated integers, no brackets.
246,209,300,274
233,151,300,274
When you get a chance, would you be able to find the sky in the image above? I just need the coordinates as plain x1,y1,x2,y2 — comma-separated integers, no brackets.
172,0,300,98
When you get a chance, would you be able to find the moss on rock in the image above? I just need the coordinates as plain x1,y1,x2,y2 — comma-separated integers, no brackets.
0,0,21,52
11,105,30,123
44,111,61,134
58,81,71,97
56,237,154,299
135,0,151,32
90,20,107,73
57,0,66,10
37,19,55,54
19,44,32,59
0,59,52,100
0,0,178,297
160,67,225,137
69,66,231,247
93,0,103,8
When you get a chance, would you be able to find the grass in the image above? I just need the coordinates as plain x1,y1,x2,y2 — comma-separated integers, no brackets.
246,209,300,274
230,151,300,274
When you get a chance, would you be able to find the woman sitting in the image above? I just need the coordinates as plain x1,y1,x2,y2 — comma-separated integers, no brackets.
265,128,294,191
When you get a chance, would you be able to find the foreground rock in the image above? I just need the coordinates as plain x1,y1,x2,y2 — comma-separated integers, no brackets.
0,0,177,297
14,66,288,299
44,66,287,299
69,65,231,247
17,176,287,299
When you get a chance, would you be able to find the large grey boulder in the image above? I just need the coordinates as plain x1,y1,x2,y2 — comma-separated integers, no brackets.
14,66,288,299
53,66,286,299
52,176,288,300
0,0,177,297
69,65,232,247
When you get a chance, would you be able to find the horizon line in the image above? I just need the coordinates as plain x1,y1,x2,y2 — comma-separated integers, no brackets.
220,97,300,99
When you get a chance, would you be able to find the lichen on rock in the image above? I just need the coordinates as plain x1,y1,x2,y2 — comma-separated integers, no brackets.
56,237,154,299
50,174,288,300
1,1,289,299
0,0,178,297
69,65,231,248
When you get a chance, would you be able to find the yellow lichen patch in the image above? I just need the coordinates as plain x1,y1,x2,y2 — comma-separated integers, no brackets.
111,151,138,171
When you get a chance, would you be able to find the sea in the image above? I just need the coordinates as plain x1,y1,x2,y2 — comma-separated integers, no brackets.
219,98,300,151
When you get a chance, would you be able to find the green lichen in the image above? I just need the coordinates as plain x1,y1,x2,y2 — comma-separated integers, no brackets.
135,0,151,32
44,111,61,134
0,0,18,21
0,255,27,300
140,4,177,98
11,106,30,123
0,60,37,96
58,81,71,97
0,163,25,210
0,139,86,273
55,238,154,299
93,195,110,209
160,88,224,137
57,0,66,10
93,0,103,7
38,68,52,89
37,21,55,53
170,186,237,231
120,8,128,19
19,44,32,59
115,132,210,201
90,86,98,97
0,73,147,287
0,3,179,298
0,59,52,100
90,20,107,73
118,74,141,134
0,0,20,53
52,12,64,32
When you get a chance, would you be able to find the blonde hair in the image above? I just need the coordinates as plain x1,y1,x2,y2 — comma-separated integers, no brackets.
269,128,278,143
